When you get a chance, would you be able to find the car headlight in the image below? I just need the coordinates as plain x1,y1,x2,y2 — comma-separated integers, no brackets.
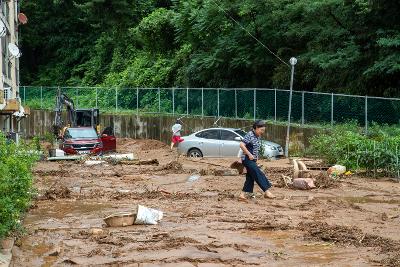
63,144,73,149
266,145,277,150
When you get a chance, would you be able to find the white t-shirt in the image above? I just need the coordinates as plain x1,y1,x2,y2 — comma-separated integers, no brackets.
172,124,182,136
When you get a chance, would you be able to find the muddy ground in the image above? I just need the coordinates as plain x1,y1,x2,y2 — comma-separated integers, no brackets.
12,138,400,266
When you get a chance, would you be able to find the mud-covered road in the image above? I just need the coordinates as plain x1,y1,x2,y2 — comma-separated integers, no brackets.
12,139,400,266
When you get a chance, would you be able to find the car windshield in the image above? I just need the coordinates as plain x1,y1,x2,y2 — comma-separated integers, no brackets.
65,128,98,139
234,130,247,137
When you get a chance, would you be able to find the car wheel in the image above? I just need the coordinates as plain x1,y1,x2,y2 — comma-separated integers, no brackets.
188,148,203,158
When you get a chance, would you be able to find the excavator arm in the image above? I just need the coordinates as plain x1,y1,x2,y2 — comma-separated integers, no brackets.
53,89,76,137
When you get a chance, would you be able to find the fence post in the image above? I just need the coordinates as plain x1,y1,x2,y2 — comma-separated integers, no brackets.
253,88,256,121
373,141,376,178
365,96,368,134
95,88,98,108
274,89,277,122
136,87,139,117
186,87,189,116
331,93,334,126
234,88,237,118
158,88,161,113
217,88,220,118
172,88,175,115
201,87,204,118
76,88,79,108
397,145,399,179
40,86,43,109
115,87,118,112
301,91,305,126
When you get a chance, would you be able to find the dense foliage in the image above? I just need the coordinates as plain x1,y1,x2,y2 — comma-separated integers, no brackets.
0,135,38,238
309,123,400,177
20,0,399,97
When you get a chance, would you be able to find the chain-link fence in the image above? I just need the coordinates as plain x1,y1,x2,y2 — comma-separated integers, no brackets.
21,86,400,130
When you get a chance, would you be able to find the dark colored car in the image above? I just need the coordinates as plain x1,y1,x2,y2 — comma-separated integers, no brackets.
61,127,116,155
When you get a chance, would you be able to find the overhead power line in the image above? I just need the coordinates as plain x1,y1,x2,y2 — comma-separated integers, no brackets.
208,0,290,68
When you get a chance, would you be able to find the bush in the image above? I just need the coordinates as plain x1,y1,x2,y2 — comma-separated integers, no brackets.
308,123,400,177
0,134,38,239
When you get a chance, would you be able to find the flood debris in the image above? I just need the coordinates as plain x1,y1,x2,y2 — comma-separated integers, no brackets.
118,159,159,166
104,212,135,227
41,184,71,200
84,160,106,166
162,161,183,171
188,174,201,182
292,178,316,190
47,155,83,161
327,165,347,177
298,221,400,256
103,153,135,161
293,159,311,179
280,160,339,190
104,205,164,227
314,172,339,188
135,205,164,225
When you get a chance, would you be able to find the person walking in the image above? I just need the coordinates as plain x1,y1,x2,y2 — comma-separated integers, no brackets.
170,120,184,150
239,120,275,200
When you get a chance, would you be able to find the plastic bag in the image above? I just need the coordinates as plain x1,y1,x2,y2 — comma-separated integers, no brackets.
327,165,346,176
135,205,164,225
292,178,316,190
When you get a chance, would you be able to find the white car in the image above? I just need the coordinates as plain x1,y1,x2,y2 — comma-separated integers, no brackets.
178,128,284,159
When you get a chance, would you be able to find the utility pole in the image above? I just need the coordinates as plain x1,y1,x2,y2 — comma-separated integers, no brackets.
285,57,297,158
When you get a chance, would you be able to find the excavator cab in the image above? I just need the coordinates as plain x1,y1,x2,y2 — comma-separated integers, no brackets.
75,108,100,133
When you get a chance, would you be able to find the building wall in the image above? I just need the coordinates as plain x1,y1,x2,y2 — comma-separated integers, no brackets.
0,0,20,133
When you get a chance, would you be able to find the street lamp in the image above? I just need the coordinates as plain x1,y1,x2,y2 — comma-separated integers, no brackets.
285,57,297,158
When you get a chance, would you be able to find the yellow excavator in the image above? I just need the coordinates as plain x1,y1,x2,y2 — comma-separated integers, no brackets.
52,88,101,138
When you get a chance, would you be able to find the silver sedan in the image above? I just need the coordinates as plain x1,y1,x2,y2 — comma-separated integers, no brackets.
178,128,284,159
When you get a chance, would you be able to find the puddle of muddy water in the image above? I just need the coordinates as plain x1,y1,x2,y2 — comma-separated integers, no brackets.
245,230,367,266
24,201,113,225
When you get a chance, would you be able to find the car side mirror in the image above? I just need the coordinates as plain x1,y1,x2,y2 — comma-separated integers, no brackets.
234,136,242,141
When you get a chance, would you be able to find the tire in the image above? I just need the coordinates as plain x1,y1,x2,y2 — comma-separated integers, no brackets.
188,148,203,158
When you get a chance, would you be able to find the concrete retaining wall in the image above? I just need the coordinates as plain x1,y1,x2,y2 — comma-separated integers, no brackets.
21,110,318,148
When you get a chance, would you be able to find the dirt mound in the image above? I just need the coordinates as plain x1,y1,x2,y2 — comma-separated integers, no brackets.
117,138,137,152
42,184,71,200
139,139,168,150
